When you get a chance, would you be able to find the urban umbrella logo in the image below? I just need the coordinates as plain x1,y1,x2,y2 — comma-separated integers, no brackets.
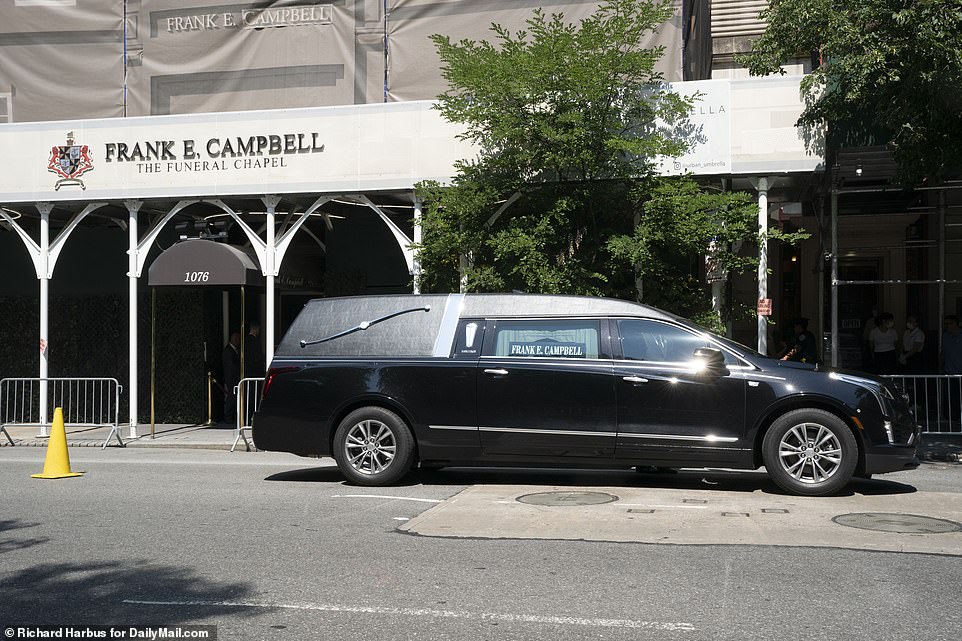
47,131,93,190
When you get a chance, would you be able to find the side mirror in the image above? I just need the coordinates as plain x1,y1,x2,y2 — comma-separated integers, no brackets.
692,347,728,376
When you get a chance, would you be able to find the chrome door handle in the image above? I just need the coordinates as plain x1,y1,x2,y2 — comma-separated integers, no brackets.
622,376,649,384
484,368,509,376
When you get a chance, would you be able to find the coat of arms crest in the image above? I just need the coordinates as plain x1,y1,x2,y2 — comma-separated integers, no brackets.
47,131,93,190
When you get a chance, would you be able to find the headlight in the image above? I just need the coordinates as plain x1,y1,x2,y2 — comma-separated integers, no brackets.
830,371,892,405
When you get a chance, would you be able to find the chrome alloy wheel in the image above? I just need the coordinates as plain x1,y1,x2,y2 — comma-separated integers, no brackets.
344,419,397,475
778,422,843,484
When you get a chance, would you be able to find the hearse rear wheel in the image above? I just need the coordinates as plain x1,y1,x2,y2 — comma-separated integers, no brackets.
333,407,415,486
762,408,857,496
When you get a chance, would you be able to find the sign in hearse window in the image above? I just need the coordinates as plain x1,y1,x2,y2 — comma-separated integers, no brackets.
490,320,601,359
453,320,484,357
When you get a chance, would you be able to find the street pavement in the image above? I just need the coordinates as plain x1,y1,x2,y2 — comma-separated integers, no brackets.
1,447,960,640
3,427,961,557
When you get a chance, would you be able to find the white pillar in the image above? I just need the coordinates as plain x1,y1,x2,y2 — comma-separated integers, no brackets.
37,203,52,435
125,200,142,438
413,197,423,294
262,195,280,370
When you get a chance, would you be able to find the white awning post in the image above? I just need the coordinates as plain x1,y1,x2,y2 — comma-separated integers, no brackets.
261,195,281,370
125,200,142,438
38,202,52,434
413,196,423,294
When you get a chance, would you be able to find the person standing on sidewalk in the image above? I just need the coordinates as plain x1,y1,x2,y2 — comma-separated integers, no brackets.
244,322,264,378
942,316,962,375
940,315,962,425
899,314,926,374
780,317,818,364
222,332,241,423
869,312,898,374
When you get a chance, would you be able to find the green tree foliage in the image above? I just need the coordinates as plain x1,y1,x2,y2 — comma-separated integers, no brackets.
419,0,689,296
417,0,806,327
741,0,962,183
607,179,807,331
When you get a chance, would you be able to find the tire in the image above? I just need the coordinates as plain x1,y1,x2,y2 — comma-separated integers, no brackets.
332,407,416,486
762,409,858,496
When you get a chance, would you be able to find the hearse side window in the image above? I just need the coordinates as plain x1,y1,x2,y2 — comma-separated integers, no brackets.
617,319,737,365
453,320,485,358
488,319,601,359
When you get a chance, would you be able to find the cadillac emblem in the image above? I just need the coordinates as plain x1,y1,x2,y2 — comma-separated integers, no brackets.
48,131,93,190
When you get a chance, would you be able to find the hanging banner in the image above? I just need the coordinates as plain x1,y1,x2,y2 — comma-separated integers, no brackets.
657,76,823,176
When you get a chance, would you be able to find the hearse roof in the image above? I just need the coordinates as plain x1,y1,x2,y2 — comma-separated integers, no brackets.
459,293,674,320
275,293,681,359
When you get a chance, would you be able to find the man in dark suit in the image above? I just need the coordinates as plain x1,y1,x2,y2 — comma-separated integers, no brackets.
222,331,241,422
781,317,818,364
244,322,265,377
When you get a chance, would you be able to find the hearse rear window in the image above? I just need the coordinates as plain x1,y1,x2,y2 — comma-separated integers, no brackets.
489,320,601,359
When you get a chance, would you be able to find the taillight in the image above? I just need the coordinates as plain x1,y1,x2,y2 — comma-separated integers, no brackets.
263,366,301,399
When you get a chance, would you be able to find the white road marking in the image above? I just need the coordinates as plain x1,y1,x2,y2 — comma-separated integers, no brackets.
121,599,696,631
393,517,410,521
331,494,442,503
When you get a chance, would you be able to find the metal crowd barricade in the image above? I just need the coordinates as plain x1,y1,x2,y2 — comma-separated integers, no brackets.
882,374,962,434
232,377,264,452
0,377,124,448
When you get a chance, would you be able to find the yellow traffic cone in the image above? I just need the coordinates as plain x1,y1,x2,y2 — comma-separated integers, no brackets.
32,407,83,479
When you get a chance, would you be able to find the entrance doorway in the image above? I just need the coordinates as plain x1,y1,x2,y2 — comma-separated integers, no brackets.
147,239,263,428
832,259,881,371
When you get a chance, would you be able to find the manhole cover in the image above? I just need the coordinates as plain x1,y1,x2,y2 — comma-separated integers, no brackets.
516,491,619,506
832,512,962,534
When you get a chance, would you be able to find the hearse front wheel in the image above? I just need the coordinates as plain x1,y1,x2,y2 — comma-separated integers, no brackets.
762,408,857,496
333,407,415,486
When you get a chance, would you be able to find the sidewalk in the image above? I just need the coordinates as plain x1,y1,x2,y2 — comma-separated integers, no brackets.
1,422,250,451
918,433,962,463
2,422,960,462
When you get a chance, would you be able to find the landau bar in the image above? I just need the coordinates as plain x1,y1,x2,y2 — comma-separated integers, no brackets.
104,133,325,163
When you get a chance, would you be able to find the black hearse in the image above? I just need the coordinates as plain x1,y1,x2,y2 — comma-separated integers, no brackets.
252,294,919,496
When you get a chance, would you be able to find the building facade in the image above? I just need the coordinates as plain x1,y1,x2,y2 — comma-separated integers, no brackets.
10,0,954,430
